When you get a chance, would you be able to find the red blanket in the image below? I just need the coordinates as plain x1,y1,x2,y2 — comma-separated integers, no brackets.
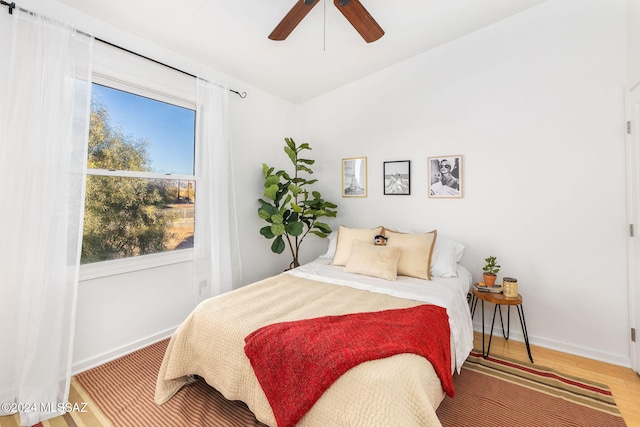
244,304,453,427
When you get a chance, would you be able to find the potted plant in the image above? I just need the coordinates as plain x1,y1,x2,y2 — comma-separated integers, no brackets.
482,256,500,287
258,138,338,270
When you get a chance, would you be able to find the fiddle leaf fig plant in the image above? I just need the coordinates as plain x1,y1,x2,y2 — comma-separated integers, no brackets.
258,138,337,269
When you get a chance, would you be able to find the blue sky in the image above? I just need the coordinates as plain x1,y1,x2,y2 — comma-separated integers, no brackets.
92,84,195,175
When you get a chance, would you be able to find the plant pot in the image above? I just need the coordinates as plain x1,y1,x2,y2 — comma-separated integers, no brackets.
483,273,497,287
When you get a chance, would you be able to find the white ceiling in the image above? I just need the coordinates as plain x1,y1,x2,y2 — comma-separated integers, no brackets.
58,0,548,104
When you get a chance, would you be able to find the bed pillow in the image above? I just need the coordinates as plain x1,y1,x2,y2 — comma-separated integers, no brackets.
384,229,437,280
332,225,384,266
344,240,402,281
430,237,465,278
319,231,338,260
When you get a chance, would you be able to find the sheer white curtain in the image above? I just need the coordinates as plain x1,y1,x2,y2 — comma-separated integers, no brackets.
0,10,93,426
193,79,242,302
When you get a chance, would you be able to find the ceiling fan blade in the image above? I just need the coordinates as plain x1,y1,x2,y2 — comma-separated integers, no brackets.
334,0,384,43
269,0,320,41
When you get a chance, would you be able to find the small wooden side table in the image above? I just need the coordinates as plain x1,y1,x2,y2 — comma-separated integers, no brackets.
470,288,534,363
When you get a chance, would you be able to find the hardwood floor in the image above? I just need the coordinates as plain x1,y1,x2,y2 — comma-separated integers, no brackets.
474,331,640,426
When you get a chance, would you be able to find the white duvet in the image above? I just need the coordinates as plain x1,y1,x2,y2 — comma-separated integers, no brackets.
287,258,474,372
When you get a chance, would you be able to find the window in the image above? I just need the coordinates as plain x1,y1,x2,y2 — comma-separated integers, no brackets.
81,83,196,264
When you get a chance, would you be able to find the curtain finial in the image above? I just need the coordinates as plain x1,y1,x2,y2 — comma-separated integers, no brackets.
0,1,16,14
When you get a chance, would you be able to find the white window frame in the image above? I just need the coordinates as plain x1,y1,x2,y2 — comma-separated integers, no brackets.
80,43,197,281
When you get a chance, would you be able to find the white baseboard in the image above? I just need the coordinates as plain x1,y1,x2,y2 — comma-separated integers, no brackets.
72,326,177,375
472,322,631,368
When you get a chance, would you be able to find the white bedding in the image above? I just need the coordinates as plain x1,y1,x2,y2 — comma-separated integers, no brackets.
287,258,474,372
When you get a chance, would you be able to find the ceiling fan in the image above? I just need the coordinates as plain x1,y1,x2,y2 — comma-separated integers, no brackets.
269,0,384,43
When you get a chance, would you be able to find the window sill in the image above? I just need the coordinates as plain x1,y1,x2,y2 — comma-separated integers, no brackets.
79,249,194,282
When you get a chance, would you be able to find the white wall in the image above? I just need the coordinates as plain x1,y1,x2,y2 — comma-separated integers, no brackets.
628,0,640,88
1,0,631,371
0,0,297,372
297,0,629,365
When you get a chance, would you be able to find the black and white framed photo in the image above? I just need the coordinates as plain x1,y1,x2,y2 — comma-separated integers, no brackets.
342,157,367,197
383,160,411,195
428,155,462,198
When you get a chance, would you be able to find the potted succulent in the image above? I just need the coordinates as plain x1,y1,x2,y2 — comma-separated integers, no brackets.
258,138,338,270
482,256,500,287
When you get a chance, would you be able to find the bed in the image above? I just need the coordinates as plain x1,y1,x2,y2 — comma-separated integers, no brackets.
155,227,474,427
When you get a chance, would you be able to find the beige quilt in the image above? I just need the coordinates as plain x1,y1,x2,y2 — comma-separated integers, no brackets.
155,273,448,426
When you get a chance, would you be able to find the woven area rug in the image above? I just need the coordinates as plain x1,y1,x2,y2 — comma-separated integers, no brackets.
436,350,627,427
0,343,627,427
74,339,266,427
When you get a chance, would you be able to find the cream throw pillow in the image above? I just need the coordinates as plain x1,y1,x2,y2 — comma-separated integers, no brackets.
344,240,402,281
332,225,384,266
384,229,437,280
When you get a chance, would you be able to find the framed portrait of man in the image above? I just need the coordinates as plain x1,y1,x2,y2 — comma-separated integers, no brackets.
428,155,462,198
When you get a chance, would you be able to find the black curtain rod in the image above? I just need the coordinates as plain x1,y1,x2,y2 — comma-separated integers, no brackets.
95,38,247,99
1,1,247,99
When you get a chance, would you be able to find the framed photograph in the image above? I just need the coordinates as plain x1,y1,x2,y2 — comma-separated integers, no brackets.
383,160,411,195
428,155,462,198
342,157,367,197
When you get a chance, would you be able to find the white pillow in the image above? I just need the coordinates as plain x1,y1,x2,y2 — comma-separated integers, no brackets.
430,237,465,278
319,231,338,260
